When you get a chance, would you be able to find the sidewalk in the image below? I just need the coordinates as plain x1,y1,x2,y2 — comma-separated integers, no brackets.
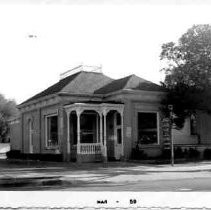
1,160,211,189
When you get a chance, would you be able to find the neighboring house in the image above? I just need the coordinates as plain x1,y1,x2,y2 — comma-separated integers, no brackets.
9,65,211,162
173,112,211,155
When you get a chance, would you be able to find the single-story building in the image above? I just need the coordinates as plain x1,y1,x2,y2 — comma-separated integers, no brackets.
9,65,211,162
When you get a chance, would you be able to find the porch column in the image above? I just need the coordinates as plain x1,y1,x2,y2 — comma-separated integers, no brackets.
121,111,124,158
67,111,71,161
99,112,103,155
103,110,108,162
76,110,82,155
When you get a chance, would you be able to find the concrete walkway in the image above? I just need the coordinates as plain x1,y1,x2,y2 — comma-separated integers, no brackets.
1,160,211,190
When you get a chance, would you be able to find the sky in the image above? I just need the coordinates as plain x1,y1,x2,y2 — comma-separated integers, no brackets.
0,2,211,104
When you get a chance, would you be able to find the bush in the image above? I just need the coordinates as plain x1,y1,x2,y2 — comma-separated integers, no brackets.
131,146,148,160
6,150,21,159
6,150,63,162
161,147,200,160
203,149,211,160
174,147,185,159
161,147,185,159
188,148,200,159
183,148,189,157
161,149,171,159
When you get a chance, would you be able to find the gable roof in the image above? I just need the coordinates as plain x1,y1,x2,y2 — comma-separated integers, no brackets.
94,74,164,94
94,75,132,94
132,81,166,92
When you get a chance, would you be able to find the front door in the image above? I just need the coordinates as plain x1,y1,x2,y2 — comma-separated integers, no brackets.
114,113,122,160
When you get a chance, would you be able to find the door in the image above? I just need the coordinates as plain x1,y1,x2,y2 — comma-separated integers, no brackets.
114,112,122,160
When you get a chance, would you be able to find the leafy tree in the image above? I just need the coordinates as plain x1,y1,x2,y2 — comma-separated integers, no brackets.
0,94,18,142
160,24,211,128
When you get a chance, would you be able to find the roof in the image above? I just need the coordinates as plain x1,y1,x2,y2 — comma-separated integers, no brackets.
61,71,112,94
20,71,112,106
132,81,166,92
94,74,165,94
20,72,81,105
19,71,165,106
94,75,132,94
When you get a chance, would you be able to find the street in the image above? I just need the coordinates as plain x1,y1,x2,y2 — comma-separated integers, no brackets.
11,177,211,191
63,177,211,191
1,160,211,191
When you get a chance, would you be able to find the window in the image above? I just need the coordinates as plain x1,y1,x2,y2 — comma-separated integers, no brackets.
138,112,158,145
46,115,58,147
116,112,122,144
116,113,121,126
190,114,197,135
80,113,97,143
117,128,122,144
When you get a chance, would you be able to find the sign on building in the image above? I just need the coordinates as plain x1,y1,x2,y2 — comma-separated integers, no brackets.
162,118,171,150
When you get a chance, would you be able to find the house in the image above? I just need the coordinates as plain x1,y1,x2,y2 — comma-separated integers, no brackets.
8,65,211,162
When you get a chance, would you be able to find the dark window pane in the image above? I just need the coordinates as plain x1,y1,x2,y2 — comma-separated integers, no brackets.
80,113,97,143
138,112,158,144
47,115,58,147
117,128,122,144
116,113,121,126
138,113,157,129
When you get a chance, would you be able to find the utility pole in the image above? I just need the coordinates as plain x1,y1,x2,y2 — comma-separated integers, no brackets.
168,104,174,166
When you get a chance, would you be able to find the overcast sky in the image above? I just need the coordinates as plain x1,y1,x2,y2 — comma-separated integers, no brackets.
0,2,211,103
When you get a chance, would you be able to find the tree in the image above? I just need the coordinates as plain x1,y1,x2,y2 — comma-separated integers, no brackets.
160,24,211,128
0,94,18,142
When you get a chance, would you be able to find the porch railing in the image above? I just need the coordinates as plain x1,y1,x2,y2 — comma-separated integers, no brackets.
79,143,102,154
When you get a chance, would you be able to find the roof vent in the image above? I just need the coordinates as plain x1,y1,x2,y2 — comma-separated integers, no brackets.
60,65,102,80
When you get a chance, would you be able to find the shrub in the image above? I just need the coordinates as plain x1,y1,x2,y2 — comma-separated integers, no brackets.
161,149,171,159
188,148,200,159
161,147,200,160
203,149,211,160
6,150,63,162
6,150,21,159
183,148,189,157
161,147,185,159
131,146,148,160
174,147,185,159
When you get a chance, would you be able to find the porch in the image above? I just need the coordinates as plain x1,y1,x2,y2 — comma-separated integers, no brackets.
65,103,124,162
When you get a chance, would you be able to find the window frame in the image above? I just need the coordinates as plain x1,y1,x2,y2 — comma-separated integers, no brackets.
45,113,59,149
137,111,160,145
